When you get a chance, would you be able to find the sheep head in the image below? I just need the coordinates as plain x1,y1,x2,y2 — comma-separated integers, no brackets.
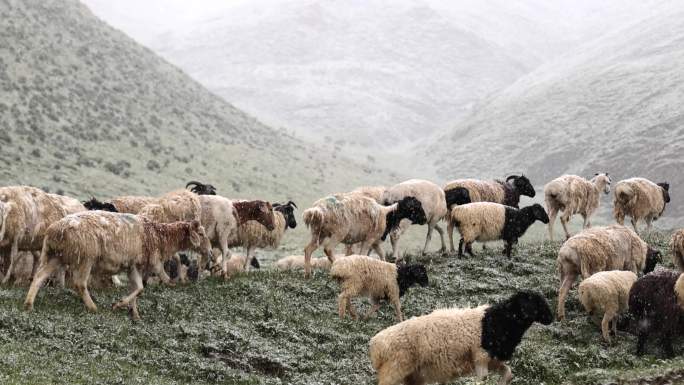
186,181,217,195
82,197,118,212
644,246,662,274
444,187,471,209
593,173,611,194
523,203,549,224
396,196,427,225
250,256,261,269
657,182,671,203
396,263,429,297
506,291,553,325
274,201,297,229
507,175,536,198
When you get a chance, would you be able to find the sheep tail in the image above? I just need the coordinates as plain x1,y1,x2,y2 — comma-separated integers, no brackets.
302,207,324,230
614,183,634,204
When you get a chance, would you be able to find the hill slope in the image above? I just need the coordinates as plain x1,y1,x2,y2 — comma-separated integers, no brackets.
0,0,390,206
83,0,661,152
424,1,684,222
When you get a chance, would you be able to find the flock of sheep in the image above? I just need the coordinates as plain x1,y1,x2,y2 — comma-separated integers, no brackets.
0,173,683,385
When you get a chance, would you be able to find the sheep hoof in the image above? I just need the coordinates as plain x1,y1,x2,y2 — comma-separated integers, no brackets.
23,303,33,312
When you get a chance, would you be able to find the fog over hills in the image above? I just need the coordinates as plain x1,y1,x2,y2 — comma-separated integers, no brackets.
424,0,684,223
82,0,661,153
0,0,388,205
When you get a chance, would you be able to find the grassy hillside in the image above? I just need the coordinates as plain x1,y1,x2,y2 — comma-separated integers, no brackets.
0,233,681,384
0,0,391,209
423,1,684,225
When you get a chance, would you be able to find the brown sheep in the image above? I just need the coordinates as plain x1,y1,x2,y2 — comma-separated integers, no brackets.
24,212,212,320
613,177,670,233
544,173,611,241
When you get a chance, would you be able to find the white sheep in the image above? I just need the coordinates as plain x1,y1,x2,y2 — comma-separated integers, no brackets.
544,173,611,241
382,179,448,261
368,291,552,385
447,202,549,257
613,177,670,233
302,193,426,278
330,255,428,321
556,225,661,321
578,270,637,343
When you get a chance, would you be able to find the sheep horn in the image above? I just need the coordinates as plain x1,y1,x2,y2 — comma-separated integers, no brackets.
185,181,203,189
287,200,298,209
505,175,518,183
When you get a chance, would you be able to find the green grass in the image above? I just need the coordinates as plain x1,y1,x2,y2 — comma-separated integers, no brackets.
0,232,681,385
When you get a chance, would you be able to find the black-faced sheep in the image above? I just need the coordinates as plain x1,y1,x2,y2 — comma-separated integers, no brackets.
302,194,426,278
544,173,611,241
237,201,296,269
443,175,536,209
369,291,552,385
24,212,213,320
84,196,156,214
629,269,684,357
669,229,684,271
382,179,448,260
556,225,661,320
578,270,637,343
448,202,549,258
186,181,217,195
330,255,428,321
613,177,670,233
82,198,118,212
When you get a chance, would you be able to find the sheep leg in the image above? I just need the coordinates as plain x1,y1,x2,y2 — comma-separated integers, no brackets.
303,238,319,278
1,237,19,285
601,310,615,344
661,334,675,358
113,267,144,311
24,258,61,311
630,218,639,233
30,251,40,279
504,240,513,258
391,294,403,322
560,214,571,240
126,268,144,321
465,242,474,256
376,362,411,385
645,218,653,233
447,219,456,252
490,359,513,385
458,238,464,257
347,297,358,320
636,329,648,356
432,223,446,253
547,206,558,242
344,244,354,256
72,260,97,313
404,373,426,385
371,242,385,261
153,260,175,287
557,273,576,321
390,220,410,261
582,214,591,229
362,298,381,320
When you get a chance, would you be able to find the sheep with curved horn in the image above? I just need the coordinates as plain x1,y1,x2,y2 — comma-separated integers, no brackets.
185,181,217,196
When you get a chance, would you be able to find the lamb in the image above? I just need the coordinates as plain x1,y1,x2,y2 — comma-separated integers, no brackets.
0,187,85,284
237,201,297,269
669,229,684,271
629,269,684,357
330,255,428,321
222,254,260,279
382,179,448,260
443,175,536,209
613,177,670,233
302,193,426,278
544,173,611,241
448,202,549,258
24,212,212,320
368,291,552,385
577,270,638,343
186,181,217,195
198,196,275,277
556,225,661,320
275,255,338,271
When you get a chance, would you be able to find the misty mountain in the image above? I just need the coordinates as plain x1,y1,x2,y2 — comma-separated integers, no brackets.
424,0,684,223
0,0,388,205
83,0,661,152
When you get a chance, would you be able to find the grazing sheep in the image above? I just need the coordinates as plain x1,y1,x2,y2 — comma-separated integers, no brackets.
448,202,549,258
199,196,275,277
275,255,339,271
544,173,611,241
369,291,552,385
0,187,85,284
382,179,448,260
669,229,684,271
613,178,670,233
629,269,684,357
578,270,638,343
330,255,428,321
24,212,212,320
302,194,426,278
443,175,536,209
556,225,661,320
186,181,217,195
238,201,297,269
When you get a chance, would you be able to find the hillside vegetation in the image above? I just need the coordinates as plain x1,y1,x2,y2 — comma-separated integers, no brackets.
0,0,390,208
0,234,681,384
424,0,684,224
